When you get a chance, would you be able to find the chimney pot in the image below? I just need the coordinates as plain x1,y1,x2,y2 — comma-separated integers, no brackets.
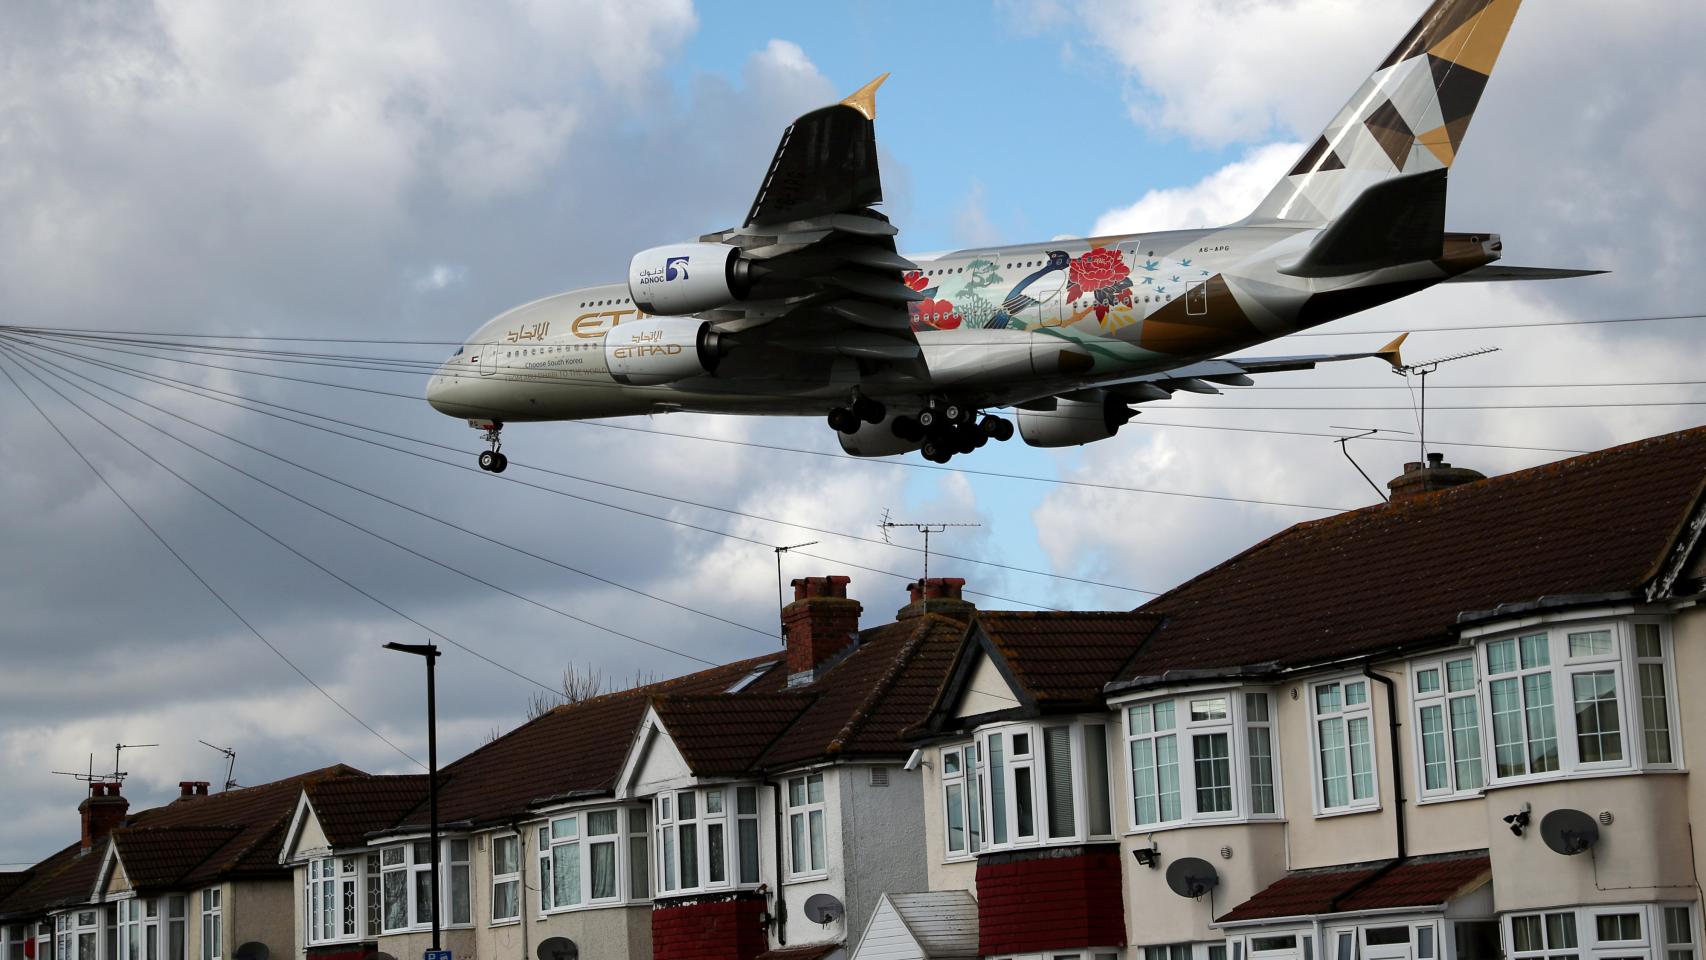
1388,454,1485,502
178,781,210,798
898,577,976,621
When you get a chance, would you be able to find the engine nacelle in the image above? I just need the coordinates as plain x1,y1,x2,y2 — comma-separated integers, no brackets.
604,317,720,386
836,411,924,458
1017,396,1136,448
628,242,753,316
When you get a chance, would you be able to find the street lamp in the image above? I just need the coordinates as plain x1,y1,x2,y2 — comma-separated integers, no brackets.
384,641,442,951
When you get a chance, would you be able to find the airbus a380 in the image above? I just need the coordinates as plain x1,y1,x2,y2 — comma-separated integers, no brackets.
429,0,1594,470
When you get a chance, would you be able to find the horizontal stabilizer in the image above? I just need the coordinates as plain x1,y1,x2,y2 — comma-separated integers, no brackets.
1279,169,1447,278
1442,265,1607,283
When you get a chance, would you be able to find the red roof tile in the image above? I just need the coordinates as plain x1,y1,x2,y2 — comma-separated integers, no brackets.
1218,850,1491,922
110,827,241,892
978,612,1167,705
304,775,429,848
1130,427,1706,680
653,693,814,776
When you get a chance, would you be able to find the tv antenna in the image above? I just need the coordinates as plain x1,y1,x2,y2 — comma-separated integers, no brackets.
200,741,239,791
57,743,158,786
772,541,820,646
880,513,980,582
1330,426,1413,503
51,753,104,785
1392,346,1499,460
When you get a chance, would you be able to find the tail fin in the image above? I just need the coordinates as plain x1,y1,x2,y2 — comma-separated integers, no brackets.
1252,0,1523,223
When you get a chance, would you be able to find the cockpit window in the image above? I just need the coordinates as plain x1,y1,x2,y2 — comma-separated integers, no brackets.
453,346,464,357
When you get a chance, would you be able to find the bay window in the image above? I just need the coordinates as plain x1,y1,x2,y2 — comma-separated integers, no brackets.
786,775,828,877
1125,691,1280,829
538,808,641,911
377,839,471,932
3,924,31,960
654,788,760,896
1413,655,1485,799
977,718,1115,852
305,856,367,944
52,912,96,960
1507,903,1694,960
1480,618,1678,784
1312,678,1377,813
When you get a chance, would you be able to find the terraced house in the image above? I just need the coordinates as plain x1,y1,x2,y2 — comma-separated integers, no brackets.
894,427,1706,960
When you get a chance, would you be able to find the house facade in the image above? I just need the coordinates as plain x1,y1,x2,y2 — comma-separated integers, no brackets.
894,430,1706,960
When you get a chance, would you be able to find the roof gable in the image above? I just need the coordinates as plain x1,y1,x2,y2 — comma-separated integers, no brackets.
954,650,1024,720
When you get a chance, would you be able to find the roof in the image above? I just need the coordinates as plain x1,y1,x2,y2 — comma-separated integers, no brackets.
653,693,814,776
883,890,980,958
302,774,430,848
977,612,1166,705
0,764,362,920
1218,850,1492,923
1125,427,1706,681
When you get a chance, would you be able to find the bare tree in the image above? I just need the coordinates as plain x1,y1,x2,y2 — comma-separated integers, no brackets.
524,663,659,720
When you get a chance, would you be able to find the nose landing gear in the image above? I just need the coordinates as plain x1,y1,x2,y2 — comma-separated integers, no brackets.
473,420,508,473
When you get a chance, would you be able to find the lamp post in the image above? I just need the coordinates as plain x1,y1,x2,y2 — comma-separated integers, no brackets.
384,641,442,951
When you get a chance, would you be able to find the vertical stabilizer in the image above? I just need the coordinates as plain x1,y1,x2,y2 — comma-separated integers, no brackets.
1252,0,1523,223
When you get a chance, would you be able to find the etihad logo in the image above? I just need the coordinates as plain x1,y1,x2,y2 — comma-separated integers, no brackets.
665,256,690,281
611,343,684,360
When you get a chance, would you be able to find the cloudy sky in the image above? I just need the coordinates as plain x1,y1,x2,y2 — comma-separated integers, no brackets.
3,0,1703,864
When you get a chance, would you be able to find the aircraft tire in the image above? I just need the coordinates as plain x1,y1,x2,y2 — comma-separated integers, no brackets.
917,409,938,430
854,396,885,424
891,416,923,442
921,439,951,463
827,408,860,434
982,416,1015,441
479,450,497,471
943,403,964,423
490,452,508,473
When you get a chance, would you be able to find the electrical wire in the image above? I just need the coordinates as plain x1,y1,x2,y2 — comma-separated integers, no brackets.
0,354,425,769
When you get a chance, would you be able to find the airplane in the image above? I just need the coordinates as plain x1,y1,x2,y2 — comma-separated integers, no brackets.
428,0,1596,470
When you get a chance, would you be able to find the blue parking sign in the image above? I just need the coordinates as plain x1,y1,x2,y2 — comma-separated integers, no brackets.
425,951,452,960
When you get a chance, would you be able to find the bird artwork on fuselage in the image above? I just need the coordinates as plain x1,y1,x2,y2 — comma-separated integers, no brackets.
427,0,1602,469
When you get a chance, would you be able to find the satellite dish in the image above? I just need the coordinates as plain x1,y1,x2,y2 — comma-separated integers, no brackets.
1165,857,1220,898
803,893,845,925
536,938,579,960
234,944,269,960
1540,808,1600,855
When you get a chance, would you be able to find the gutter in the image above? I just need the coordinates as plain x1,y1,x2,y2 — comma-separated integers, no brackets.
768,778,788,946
1103,663,1281,697
1456,592,1638,626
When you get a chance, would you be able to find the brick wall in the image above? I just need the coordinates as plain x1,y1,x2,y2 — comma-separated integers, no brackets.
652,892,769,960
977,844,1126,955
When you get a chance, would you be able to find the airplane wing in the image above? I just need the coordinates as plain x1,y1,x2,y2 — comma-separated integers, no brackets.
1083,334,1409,402
693,74,924,362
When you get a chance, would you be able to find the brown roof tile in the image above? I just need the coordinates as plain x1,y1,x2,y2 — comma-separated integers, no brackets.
304,775,429,848
1130,427,1706,680
1218,850,1491,922
653,693,814,776
110,827,241,892
978,612,1167,705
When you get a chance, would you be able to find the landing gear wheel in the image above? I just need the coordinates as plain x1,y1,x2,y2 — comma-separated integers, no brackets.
980,416,1015,442
827,408,860,434
489,452,508,473
891,416,923,442
917,408,939,430
943,403,965,424
956,429,981,454
921,439,953,463
853,396,885,424
479,450,497,471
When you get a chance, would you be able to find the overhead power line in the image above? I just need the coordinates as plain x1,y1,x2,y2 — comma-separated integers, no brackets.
0,355,424,769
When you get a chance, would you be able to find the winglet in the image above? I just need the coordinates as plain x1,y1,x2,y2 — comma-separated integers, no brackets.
840,73,890,121
1377,332,1409,370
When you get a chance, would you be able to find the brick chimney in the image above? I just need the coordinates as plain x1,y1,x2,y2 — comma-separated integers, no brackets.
783,576,862,683
178,781,211,799
79,781,129,852
897,577,975,622
1388,452,1485,501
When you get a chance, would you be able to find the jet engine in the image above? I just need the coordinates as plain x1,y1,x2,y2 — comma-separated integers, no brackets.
1016,396,1136,448
836,412,925,458
604,317,722,386
627,242,754,316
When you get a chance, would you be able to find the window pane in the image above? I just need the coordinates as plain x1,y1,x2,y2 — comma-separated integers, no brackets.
382,871,406,930
1131,737,1158,825
1157,734,1181,821
588,810,618,836
1417,668,1441,693
790,813,806,873
737,817,759,884
1597,914,1640,943
414,869,433,925
945,782,966,852
629,833,649,898
704,790,723,815
1512,915,1544,952
1246,693,1270,722
450,863,470,925
1573,670,1622,763
591,843,617,899
1316,684,1341,714
494,879,518,921
1523,673,1560,773
1345,682,1367,706
551,817,576,840
1520,633,1550,669
1487,639,1517,675
553,843,580,906
1641,661,1674,763
680,824,698,888
1193,732,1232,813
1319,717,1349,807
494,836,518,876
1421,704,1448,790
1418,926,1436,960
678,792,696,820
1548,912,1579,948
1154,700,1175,730
1569,630,1613,658
1248,726,1276,814
707,825,725,885
1447,659,1475,692
1085,724,1111,836
808,809,825,870
1491,677,1526,777
1191,697,1228,721
1450,695,1485,789
1129,704,1153,735
1044,727,1076,838
662,828,676,891
989,738,1008,843
807,774,824,804
1348,716,1374,799
1666,907,1692,945
1637,623,1664,659
736,787,756,816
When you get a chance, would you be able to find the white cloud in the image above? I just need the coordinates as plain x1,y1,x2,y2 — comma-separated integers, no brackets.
954,181,1003,247
1091,141,1302,234
412,263,467,291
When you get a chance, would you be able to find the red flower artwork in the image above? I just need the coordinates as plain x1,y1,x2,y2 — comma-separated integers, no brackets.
1066,247,1131,303
912,297,962,330
903,270,930,293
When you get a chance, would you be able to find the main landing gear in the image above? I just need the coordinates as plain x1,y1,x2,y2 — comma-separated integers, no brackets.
474,421,508,473
891,400,1014,464
827,393,886,434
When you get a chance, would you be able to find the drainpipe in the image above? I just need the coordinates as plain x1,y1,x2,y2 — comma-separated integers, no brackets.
769,779,788,946
1327,667,1408,913
512,821,530,960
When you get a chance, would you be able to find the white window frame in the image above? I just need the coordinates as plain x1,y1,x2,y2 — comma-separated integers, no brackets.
1412,654,1486,801
940,742,984,862
305,855,368,945
376,838,473,933
537,807,638,913
1506,902,1695,960
1481,617,1680,786
198,889,220,960
1228,928,1316,960
1310,677,1379,815
490,834,521,925
654,788,760,897
1123,690,1283,831
786,774,829,879
1143,943,1232,960
977,718,1117,853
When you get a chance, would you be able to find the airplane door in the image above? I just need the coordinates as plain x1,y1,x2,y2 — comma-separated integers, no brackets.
478,343,498,376
1186,279,1210,316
